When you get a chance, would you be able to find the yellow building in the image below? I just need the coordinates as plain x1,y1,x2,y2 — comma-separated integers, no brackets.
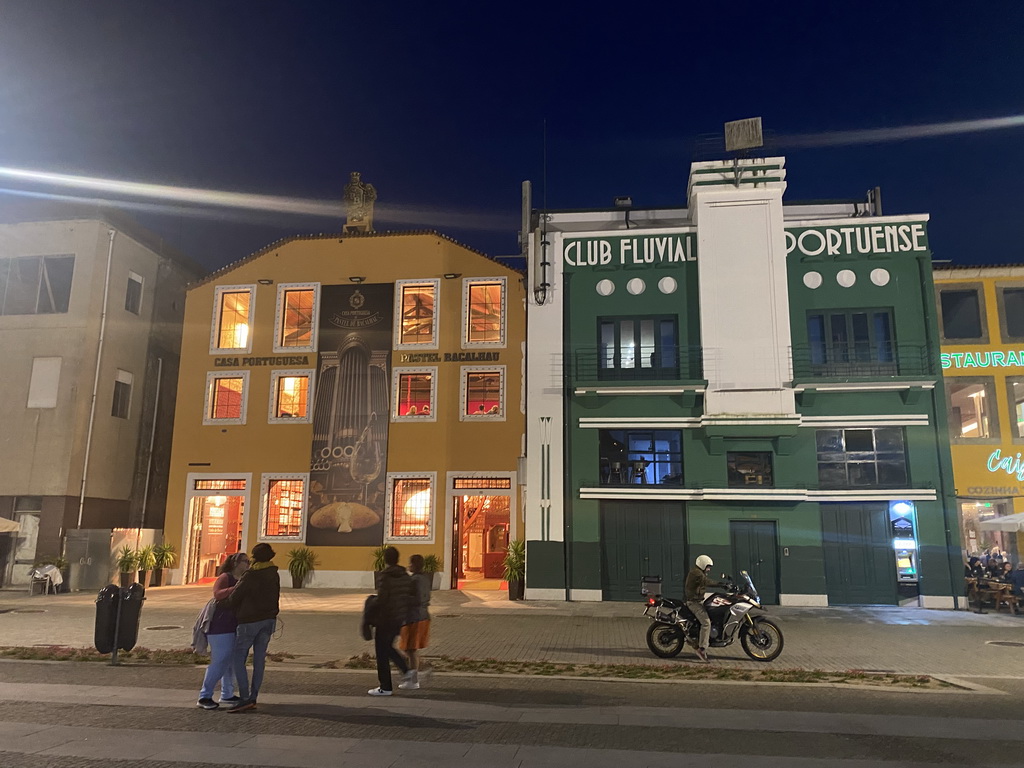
164,231,525,589
935,266,1024,565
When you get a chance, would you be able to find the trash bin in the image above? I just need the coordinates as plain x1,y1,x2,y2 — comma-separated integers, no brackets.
94,584,120,654
116,583,146,652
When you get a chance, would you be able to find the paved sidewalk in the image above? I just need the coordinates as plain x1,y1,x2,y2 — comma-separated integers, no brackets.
1,585,1023,676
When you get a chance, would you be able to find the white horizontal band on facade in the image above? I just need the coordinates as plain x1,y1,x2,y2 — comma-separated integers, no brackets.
793,381,937,393
579,415,930,429
579,487,938,502
574,386,706,396
779,594,830,607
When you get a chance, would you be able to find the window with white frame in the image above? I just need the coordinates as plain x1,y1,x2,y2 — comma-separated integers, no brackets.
385,473,435,541
204,371,250,425
125,271,143,315
392,367,437,421
210,285,255,353
274,283,319,353
260,474,307,541
460,366,505,420
462,277,506,347
394,279,439,349
111,369,133,419
268,369,314,423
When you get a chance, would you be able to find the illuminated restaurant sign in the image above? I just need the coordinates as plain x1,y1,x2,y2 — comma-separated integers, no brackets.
986,449,1024,482
942,351,1024,369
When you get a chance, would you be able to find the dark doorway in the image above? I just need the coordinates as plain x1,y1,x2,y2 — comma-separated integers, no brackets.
729,520,780,605
821,503,898,605
600,501,686,601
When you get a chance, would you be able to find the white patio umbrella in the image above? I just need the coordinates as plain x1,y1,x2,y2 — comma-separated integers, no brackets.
0,517,20,533
977,512,1024,532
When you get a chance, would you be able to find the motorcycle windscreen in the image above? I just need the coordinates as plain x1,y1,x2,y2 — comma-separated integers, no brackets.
740,570,759,600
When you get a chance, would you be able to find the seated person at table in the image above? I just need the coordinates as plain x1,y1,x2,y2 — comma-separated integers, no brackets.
965,557,984,578
994,562,1014,583
1008,563,1024,598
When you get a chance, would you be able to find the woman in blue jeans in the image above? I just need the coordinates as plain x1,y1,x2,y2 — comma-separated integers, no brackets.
196,552,249,709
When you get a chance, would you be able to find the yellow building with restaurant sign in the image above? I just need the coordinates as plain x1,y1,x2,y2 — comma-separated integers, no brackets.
163,230,525,589
935,266,1024,565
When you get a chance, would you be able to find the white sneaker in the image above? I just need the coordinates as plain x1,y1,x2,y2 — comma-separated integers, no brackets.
367,687,393,696
398,671,419,690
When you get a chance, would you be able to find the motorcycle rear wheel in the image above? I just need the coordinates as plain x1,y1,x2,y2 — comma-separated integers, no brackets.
646,622,685,658
740,617,784,662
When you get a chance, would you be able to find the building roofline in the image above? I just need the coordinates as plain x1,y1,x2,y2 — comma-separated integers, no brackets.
191,229,522,288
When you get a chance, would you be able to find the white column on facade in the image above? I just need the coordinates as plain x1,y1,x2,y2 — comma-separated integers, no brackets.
525,226,566,597
689,158,795,416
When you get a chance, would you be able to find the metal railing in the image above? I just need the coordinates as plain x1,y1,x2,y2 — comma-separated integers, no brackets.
573,345,704,382
790,342,936,379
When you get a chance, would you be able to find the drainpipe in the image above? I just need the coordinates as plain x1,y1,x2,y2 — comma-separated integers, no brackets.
136,356,163,549
77,228,116,530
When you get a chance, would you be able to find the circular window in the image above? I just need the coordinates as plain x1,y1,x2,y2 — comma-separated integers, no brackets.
626,278,646,295
836,269,857,288
870,268,890,287
595,279,615,296
658,276,678,294
803,271,823,289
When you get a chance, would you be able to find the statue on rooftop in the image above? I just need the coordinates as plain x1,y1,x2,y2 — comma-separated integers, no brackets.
343,171,377,233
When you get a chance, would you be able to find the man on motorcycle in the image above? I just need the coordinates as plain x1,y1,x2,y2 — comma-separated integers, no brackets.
685,555,723,662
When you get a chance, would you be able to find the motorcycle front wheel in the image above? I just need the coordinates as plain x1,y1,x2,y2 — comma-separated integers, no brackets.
646,622,685,658
740,617,784,662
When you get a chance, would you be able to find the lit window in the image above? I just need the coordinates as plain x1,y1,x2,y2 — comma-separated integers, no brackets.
947,378,998,440
204,371,249,425
388,476,433,539
396,281,438,347
261,475,307,541
392,367,436,421
269,370,313,423
111,370,133,419
461,367,504,420
212,286,254,352
125,271,143,315
275,284,319,352
463,278,506,347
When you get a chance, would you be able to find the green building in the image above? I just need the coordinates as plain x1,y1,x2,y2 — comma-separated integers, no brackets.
524,157,963,607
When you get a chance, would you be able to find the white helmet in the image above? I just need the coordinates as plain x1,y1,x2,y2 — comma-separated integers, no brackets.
695,555,713,570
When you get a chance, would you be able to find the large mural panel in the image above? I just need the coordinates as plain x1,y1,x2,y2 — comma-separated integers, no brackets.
307,284,393,546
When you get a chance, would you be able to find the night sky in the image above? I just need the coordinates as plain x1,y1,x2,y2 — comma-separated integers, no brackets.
1,2,1022,271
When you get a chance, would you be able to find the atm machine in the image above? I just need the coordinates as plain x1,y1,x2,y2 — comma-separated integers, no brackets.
889,501,918,596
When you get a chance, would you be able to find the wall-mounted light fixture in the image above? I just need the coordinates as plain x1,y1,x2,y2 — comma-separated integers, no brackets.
349,276,366,283
257,279,273,285
443,273,462,280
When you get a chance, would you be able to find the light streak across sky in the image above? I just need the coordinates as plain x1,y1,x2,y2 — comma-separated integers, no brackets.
0,166,513,231
777,115,1024,149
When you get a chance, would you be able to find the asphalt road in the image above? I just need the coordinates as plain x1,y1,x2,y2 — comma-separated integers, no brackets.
0,657,1021,767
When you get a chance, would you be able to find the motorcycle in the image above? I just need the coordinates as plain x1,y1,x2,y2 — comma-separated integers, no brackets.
642,570,784,662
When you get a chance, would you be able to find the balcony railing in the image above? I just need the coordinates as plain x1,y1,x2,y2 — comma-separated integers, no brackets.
573,345,704,382
790,342,935,379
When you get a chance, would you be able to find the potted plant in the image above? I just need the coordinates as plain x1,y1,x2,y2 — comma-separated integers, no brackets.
423,554,442,590
372,545,388,589
136,545,156,588
115,545,138,588
503,539,526,600
287,546,319,589
151,543,178,587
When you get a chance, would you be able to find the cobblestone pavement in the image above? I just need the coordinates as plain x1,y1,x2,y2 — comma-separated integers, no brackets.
0,661,1022,767
1,585,1023,676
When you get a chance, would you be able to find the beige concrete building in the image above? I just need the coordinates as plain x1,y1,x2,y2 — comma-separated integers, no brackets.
0,217,202,587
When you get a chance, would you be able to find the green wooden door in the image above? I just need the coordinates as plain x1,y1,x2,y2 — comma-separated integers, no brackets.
821,503,897,605
600,501,686,601
729,520,780,605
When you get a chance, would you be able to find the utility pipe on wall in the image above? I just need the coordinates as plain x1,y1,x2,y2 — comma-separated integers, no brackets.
76,228,116,529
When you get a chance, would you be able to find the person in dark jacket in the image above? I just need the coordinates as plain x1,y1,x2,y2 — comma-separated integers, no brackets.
196,551,249,709
368,546,416,696
226,542,280,712
684,554,724,663
1009,562,1024,598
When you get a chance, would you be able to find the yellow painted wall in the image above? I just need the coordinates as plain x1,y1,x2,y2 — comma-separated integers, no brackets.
165,233,525,584
936,269,1024,561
